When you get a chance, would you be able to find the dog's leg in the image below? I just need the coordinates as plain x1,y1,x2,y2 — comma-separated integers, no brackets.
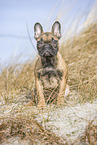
36,77,46,109
57,77,66,105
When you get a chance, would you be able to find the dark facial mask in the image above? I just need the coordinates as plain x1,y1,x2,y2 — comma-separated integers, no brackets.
37,39,58,57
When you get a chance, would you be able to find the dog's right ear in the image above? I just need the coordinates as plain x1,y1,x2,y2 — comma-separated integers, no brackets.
34,23,43,40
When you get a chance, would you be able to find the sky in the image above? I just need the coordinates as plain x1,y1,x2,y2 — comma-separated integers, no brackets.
0,0,97,67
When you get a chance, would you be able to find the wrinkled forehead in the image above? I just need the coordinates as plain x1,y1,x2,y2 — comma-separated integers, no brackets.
36,32,59,42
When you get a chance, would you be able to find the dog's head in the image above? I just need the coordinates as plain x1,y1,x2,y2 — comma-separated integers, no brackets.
34,21,61,58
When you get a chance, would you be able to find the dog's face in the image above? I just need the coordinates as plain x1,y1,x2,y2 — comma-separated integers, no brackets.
34,21,61,58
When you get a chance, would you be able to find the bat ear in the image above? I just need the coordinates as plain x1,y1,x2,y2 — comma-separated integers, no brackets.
51,21,61,39
34,23,43,40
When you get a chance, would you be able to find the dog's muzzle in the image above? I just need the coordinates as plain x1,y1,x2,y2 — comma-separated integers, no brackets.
37,42,58,57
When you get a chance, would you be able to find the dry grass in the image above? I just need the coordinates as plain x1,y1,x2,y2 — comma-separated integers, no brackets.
60,22,97,103
0,19,97,145
0,60,35,103
0,116,65,144
79,120,97,144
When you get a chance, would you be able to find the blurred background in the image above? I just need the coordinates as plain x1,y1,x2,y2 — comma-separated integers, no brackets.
0,0,97,67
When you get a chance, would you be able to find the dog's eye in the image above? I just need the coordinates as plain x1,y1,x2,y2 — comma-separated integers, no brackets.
37,41,44,48
51,38,57,43
41,38,43,41
52,37,54,41
52,40,58,47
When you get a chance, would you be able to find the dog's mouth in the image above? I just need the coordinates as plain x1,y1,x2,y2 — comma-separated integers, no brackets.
44,51,51,57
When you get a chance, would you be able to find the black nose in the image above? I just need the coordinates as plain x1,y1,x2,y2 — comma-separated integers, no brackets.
44,51,50,57
45,44,50,48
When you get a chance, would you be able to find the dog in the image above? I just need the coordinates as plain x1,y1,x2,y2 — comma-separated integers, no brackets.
33,21,69,108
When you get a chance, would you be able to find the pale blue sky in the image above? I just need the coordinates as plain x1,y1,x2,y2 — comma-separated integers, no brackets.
0,0,97,66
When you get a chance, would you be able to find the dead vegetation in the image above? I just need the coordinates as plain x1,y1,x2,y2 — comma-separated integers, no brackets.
60,22,97,103
79,120,97,144
0,116,66,145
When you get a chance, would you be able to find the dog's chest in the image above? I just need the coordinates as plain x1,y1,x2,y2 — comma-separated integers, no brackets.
37,67,63,88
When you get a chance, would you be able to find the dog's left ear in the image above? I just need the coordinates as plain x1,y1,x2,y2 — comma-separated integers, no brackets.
34,22,43,40
51,21,61,39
